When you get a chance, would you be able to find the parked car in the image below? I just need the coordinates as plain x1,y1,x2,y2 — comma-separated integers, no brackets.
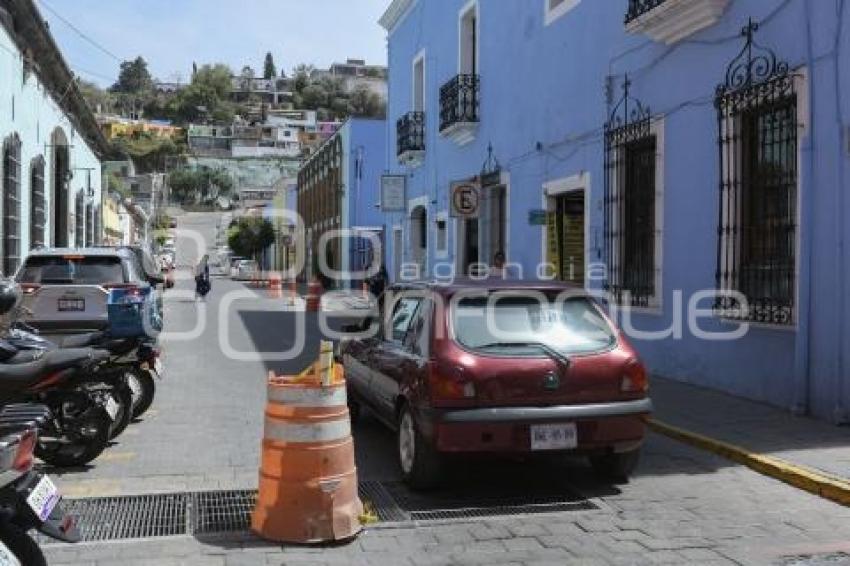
235,260,259,278
15,248,161,333
340,278,652,489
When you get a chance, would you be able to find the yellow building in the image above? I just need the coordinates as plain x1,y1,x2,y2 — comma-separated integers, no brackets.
101,193,124,245
100,118,183,142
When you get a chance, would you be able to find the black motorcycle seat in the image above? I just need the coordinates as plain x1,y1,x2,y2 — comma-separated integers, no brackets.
0,349,107,384
58,332,106,348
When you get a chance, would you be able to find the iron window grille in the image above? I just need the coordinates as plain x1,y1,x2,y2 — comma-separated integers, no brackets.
439,74,480,132
625,0,667,24
86,202,95,246
30,157,46,249
3,135,22,276
397,111,425,157
75,192,85,248
714,19,798,325
604,76,657,307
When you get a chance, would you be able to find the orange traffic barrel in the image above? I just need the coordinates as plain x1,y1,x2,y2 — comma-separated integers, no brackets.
268,273,283,298
251,365,363,544
305,280,322,312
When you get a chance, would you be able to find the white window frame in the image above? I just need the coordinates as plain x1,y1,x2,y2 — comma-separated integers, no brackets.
544,0,580,26
412,50,426,113
435,211,449,259
458,0,479,75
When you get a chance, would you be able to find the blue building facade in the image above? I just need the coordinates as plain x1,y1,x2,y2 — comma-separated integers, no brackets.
378,0,850,422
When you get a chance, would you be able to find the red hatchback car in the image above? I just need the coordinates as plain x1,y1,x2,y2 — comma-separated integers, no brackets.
340,279,652,489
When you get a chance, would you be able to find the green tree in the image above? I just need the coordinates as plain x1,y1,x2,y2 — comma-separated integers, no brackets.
227,217,275,260
301,83,328,110
192,64,233,98
112,56,154,94
263,52,276,80
77,79,116,114
349,85,386,118
167,167,233,204
292,64,315,92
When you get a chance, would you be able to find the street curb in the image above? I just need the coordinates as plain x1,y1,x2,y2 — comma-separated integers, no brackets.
647,418,850,507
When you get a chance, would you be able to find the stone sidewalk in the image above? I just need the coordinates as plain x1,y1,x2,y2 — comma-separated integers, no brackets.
650,377,850,483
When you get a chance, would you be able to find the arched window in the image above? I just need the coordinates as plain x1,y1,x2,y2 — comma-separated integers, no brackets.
30,156,46,249
74,191,84,248
2,134,22,276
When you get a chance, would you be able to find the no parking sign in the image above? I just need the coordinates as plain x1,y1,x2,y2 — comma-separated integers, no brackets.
451,181,480,218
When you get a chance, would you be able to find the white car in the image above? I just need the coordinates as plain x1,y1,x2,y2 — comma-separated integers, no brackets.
235,260,259,278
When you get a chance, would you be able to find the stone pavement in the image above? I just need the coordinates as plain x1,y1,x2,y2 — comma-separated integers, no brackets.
650,377,850,482
43,433,850,565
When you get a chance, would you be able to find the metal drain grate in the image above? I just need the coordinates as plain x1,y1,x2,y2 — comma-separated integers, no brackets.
192,490,257,536
780,553,850,566
61,493,188,542
47,481,596,543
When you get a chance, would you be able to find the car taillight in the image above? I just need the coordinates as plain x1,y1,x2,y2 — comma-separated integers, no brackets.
621,360,648,393
21,283,40,295
429,365,476,401
104,284,142,296
12,430,36,473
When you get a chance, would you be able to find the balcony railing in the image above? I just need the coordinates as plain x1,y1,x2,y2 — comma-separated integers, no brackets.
439,74,480,134
625,0,667,24
396,111,425,157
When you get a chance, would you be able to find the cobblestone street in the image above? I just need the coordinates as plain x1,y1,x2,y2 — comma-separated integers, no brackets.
38,215,850,566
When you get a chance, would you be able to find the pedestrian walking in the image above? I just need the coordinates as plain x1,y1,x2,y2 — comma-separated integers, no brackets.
195,254,211,300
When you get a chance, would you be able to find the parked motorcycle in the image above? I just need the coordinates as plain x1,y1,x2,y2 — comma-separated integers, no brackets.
6,327,136,439
0,282,115,467
0,405,81,565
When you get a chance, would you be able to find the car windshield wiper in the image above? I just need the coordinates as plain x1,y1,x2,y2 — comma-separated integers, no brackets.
476,341,571,368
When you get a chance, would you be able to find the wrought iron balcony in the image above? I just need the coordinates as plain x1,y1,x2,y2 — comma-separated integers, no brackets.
625,0,667,24
624,0,729,44
439,74,479,145
396,111,425,166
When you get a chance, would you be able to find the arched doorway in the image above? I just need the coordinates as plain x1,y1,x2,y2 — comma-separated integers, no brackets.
50,128,70,247
410,205,428,278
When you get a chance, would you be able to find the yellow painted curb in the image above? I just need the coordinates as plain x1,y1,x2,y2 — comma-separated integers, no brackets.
648,418,850,507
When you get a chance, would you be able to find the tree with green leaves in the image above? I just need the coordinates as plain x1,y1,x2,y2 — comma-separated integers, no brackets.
227,217,275,260
167,167,233,204
263,53,277,80
111,56,154,94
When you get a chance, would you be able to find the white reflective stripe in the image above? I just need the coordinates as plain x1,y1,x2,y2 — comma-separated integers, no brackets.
265,418,351,443
267,385,347,407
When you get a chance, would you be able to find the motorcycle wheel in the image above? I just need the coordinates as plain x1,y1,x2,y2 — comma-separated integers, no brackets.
36,405,111,468
0,521,47,566
130,369,156,420
109,382,134,440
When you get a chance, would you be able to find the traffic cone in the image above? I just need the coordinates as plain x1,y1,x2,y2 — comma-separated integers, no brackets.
251,341,363,544
268,273,283,299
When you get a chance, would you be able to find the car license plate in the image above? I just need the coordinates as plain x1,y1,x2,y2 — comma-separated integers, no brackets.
530,423,577,451
26,475,60,522
0,541,20,566
105,396,120,421
58,298,85,312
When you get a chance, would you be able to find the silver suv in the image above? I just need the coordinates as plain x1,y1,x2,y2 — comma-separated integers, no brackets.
15,248,151,333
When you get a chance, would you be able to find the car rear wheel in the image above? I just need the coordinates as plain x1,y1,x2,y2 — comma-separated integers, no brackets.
397,404,442,490
590,448,641,482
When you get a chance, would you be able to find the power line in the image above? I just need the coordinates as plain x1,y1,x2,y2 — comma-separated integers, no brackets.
37,0,123,62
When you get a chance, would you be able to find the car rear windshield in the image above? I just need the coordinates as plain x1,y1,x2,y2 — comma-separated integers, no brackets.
18,256,125,285
452,294,616,356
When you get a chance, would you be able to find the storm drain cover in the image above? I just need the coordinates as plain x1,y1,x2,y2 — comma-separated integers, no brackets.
58,492,188,542
192,490,257,536
47,482,595,543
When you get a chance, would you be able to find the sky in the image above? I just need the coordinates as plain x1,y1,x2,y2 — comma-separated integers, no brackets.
38,0,389,88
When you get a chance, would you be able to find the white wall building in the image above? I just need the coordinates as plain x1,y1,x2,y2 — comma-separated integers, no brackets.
0,0,109,276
